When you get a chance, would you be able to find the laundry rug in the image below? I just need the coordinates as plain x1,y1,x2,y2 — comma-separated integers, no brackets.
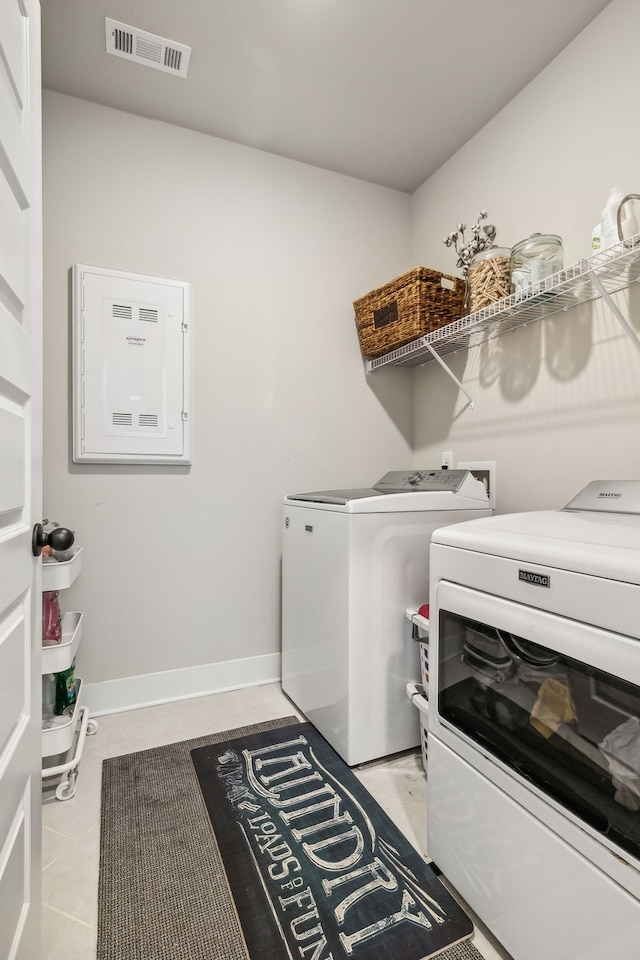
192,720,476,960
98,716,483,960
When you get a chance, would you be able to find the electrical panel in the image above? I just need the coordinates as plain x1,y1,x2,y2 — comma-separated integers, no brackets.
72,263,191,464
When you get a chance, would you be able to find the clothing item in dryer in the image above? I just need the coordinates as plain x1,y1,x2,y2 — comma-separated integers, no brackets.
530,678,577,739
599,716,640,811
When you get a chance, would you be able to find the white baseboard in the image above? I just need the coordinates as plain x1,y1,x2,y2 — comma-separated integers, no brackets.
82,652,281,717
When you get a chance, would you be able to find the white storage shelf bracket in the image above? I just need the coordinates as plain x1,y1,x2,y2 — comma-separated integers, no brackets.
423,342,474,409
587,269,640,354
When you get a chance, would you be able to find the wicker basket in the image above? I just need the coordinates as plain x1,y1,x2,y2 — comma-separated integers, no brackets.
353,266,466,359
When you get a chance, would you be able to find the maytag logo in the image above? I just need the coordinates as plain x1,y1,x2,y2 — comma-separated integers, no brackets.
598,492,622,498
519,569,550,588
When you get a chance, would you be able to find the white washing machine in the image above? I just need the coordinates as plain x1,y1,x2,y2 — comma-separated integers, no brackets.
281,469,492,765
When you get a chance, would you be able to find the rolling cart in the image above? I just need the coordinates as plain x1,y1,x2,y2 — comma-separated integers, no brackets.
41,545,98,800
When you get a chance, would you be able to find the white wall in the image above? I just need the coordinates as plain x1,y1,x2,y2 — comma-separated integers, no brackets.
44,0,640,709
410,0,640,512
42,92,413,708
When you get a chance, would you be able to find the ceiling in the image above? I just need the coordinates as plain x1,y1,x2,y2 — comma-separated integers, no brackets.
41,0,612,193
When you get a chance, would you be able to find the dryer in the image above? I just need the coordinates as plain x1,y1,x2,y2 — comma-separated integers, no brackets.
281,468,492,765
427,480,640,960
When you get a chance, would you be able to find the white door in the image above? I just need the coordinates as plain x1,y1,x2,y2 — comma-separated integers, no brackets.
0,1,43,957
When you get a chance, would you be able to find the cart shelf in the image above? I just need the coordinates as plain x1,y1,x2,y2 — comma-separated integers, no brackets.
42,678,85,758
42,547,83,591
42,611,82,675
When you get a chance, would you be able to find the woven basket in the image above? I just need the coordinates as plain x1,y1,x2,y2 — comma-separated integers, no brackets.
353,266,465,359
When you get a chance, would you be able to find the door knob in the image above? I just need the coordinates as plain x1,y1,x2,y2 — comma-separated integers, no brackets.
32,523,46,556
32,523,75,557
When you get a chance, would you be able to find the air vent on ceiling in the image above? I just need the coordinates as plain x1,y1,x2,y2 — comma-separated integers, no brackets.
105,18,191,79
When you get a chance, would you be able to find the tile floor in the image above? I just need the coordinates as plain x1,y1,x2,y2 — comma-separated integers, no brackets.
41,682,513,960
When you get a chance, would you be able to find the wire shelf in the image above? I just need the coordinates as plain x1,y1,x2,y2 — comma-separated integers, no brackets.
365,236,640,372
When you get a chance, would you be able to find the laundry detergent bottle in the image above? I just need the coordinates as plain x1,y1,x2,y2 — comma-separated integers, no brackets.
619,195,639,243
600,187,624,250
600,187,639,249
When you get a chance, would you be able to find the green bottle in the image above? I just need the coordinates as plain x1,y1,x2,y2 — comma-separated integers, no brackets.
54,659,78,716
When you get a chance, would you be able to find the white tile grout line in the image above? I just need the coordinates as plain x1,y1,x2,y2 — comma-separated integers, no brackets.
42,902,97,931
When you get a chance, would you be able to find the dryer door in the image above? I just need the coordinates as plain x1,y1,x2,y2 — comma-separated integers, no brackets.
432,581,640,867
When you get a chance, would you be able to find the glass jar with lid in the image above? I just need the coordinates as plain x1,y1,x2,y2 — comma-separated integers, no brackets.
510,233,563,296
467,247,512,313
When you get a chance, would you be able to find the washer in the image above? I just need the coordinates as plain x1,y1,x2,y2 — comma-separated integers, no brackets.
281,468,492,765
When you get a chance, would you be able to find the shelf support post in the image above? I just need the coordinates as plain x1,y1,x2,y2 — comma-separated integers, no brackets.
587,270,640,354
423,342,475,408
